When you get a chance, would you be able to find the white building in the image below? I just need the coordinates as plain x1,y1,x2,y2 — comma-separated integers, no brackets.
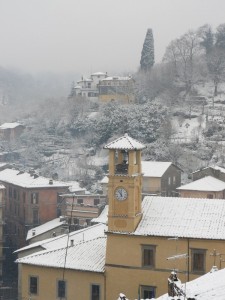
70,72,108,101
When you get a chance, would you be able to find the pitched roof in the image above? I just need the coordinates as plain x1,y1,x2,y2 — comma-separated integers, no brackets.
157,267,225,300
0,169,71,188
92,205,108,224
134,196,225,239
177,176,225,192
142,161,173,177
16,237,106,273
0,122,24,129
16,223,107,253
26,217,67,241
104,134,146,151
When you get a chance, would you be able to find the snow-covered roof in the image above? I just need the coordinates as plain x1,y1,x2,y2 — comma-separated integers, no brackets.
26,217,66,241
100,176,108,184
0,122,24,129
177,176,225,192
16,223,107,253
74,85,81,89
133,196,225,239
16,236,106,273
104,134,146,151
91,72,107,76
193,165,225,174
0,169,71,188
92,205,108,224
100,76,132,81
157,267,225,300
0,184,5,189
142,161,174,177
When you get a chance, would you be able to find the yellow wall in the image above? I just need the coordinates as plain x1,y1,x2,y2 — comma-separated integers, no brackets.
19,264,105,300
105,233,225,299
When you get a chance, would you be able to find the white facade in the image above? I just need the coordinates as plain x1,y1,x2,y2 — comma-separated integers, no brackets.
71,72,108,101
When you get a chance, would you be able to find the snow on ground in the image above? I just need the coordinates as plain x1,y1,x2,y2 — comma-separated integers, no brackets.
171,116,206,143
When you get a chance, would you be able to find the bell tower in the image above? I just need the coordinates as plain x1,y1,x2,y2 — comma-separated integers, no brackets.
104,134,146,232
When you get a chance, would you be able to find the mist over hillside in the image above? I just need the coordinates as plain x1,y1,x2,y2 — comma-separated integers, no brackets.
1,23,225,189
0,67,79,121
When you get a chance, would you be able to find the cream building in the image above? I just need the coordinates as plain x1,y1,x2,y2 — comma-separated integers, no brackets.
16,134,225,300
177,175,225,199
98,76,135,103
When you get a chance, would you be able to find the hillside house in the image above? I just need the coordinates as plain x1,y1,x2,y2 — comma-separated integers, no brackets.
0,168,71,249
0,122,25,142
69,72,107,101
192,165,225,182
177,175,225,199
16,134,225,300
141,161,182,196
98,76,135,103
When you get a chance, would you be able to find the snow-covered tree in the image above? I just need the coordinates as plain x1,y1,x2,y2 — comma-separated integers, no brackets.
140,28,155,72
198,24,214,55
215,23,225,50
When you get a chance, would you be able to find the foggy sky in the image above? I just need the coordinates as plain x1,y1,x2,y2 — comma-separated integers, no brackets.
0,0,225,75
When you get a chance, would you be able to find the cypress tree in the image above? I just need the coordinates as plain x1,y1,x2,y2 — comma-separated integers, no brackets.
140,28,155,71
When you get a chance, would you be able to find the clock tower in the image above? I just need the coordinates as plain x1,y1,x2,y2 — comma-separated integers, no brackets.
104,134,146,232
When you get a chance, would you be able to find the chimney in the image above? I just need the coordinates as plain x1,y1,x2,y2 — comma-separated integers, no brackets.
70,239,74,246
32,229,36,236
49,179,53,185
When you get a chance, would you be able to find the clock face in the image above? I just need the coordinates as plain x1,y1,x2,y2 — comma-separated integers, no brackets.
115,187,128,201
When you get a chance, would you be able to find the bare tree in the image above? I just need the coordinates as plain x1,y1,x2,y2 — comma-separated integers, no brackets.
207,47,225,96
163,30,202,94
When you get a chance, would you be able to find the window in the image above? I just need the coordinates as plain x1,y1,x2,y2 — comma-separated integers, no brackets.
23,192,26,203
13,189,17,199
142,245,156,268
91,284,100,300
31,192,39,204
29,276,38,294
168,177,171,185
94,198,100,206
140,285,156,299
9,187,12,198
33,210,39,224
173,176,176,184
192,249,206,273
77,198,83,204
57,280,66,298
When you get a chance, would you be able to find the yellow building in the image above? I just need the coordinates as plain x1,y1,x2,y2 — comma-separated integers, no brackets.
98,76,135,104
16,134,225,300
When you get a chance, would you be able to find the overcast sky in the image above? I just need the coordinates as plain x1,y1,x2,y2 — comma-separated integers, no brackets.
0,0,225,76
